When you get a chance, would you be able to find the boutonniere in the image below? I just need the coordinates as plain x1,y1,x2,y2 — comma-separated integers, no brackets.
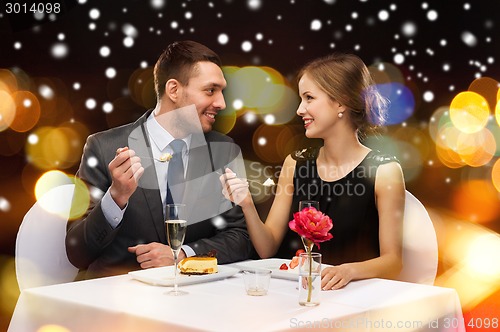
158,153,173,162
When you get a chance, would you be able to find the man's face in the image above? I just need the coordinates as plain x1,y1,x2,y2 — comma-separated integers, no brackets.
177,61,227,133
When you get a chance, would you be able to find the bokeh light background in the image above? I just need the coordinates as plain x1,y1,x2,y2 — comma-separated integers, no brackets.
1,0,500,330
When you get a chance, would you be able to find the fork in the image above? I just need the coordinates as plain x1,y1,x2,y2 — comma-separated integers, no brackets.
138,155,173,162
216,171,275,186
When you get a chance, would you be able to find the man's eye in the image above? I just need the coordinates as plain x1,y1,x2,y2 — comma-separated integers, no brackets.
207,89,215,94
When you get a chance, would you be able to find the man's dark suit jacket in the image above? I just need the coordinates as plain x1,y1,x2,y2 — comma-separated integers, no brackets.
66,110,253,280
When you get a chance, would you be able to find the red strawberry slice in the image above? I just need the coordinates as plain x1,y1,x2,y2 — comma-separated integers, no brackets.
289,256,299,269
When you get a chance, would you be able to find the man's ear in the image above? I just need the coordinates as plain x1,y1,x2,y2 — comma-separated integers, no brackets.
165,79,181,102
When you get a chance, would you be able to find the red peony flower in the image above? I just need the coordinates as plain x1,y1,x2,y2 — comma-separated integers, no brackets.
288,207,333,249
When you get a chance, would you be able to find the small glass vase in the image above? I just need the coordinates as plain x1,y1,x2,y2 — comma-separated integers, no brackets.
298,251,321,306
297,200,322,306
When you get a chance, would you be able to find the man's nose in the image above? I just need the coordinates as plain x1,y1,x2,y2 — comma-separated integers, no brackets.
214,92,226,110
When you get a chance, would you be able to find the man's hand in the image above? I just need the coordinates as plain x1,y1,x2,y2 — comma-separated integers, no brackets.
128,243,187,269
109,147,144,208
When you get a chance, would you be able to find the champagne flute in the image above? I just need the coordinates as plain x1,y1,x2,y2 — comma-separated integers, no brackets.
165,204,188,296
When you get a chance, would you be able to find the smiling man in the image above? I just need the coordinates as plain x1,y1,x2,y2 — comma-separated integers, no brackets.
66,41,253,280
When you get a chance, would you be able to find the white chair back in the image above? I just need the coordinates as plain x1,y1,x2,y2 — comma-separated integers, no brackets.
397,190,438,285
15,184,78,290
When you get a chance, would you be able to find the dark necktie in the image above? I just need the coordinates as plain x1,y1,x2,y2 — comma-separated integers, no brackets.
166,139,186,205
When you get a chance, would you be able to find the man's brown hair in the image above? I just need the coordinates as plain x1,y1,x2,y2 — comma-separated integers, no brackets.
153,40,222,99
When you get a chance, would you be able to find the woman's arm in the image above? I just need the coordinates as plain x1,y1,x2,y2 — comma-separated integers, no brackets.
321,161,405,290
221,155,297,258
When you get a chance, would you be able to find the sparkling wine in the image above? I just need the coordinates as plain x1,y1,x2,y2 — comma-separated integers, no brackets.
166,220,187,251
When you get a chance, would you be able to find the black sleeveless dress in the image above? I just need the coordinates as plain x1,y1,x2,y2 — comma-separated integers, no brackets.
274,147,399,265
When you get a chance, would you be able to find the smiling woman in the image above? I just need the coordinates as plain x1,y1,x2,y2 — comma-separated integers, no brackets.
221,52,406,292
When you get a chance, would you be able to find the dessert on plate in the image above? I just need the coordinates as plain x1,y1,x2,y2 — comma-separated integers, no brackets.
279,249,305,270
178,250,218,275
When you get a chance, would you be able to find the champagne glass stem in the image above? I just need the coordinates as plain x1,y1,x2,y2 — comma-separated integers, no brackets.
173,250,179,294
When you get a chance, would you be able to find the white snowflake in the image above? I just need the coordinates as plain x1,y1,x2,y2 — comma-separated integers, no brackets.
150,0,166,9
423,91,434,102
122,24,139,38
427,10,438,21
102,102,113,114
28,134,39,145
264,114,275,125
0,197,11,212
401,22,417,37
99,46,111,57
89,8,100,20
105,68,116,78
247,0,262,10
51,43,69,59
39,85,55,99
233,99,243,110
310,19,322,31
218,33,229,45
393,53,405,64
461,31,477,47
123,37,134,47
85,99,97,110
241,41,252,52
378,10,389,21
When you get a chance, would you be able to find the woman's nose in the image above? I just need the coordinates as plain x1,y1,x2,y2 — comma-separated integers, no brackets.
296,102,306,116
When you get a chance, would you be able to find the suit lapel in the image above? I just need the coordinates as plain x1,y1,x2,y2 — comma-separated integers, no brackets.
128,116,165,242
183,134,214,221
186,133,213,179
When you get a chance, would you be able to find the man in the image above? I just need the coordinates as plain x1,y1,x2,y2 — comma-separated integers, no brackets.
66,40,253,280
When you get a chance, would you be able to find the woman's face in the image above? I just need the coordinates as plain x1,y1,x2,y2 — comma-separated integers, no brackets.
296,73,343,139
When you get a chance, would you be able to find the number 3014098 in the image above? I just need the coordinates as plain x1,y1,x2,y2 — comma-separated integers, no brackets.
5,3,61,14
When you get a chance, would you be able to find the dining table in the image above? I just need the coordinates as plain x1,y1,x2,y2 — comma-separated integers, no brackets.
8,259,465,332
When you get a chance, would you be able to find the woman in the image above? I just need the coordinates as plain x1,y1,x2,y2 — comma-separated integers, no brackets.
221,53,405,290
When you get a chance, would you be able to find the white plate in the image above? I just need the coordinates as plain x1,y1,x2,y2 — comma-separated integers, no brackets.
128,265,239,286
233,258,332,281
233,258,302,281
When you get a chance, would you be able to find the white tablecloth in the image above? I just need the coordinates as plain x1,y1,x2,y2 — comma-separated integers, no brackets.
9,269,465,331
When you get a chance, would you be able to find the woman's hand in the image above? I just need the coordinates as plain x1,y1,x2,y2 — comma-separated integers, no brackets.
321,265,354,290
219,168,252,207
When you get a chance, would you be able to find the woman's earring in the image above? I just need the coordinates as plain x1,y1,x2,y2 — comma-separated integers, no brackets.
338,112,344,118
